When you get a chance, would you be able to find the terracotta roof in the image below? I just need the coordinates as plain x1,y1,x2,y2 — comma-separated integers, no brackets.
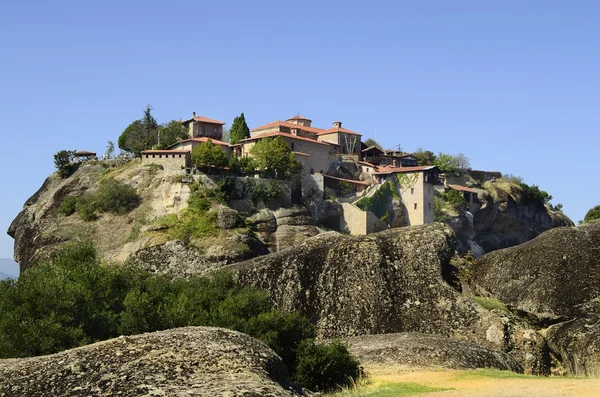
241,131,332,146
167,137,230,148
322,174,370,186
372,165,437,175
318,139,342,146
141,150,190,154
286,115,312,122
180,116,226,125
292,151,311,157
362,146,384,154
358,161,377,167
448,184,478,193
317,127,362,136
74,151,96,156
251,120,325,134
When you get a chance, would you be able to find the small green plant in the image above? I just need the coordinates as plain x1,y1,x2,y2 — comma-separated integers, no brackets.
584,205,600,223
251,180,281,206
294,339,360,392
54,150,77,178
450,251,475,283
59,196,79,216
443,189,467,208
433,196,450,222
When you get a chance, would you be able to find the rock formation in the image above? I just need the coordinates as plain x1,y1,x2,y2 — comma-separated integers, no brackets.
469,221,600,321
0,327,305,397
346,332,522,373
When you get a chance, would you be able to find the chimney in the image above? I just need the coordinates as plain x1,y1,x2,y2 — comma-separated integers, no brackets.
192,111,196,118
333,121,342,128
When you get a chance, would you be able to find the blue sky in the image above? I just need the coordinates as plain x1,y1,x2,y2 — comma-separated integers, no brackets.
1,1,599,259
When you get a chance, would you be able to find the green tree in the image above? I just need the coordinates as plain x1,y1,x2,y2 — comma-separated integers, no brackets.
155,120,189,149
413,148,436,166
250,136,303,179
104,141,115,159
363,138,383,150
434,153,459,174
191,140,228,169
229,113,251,144
584,205,600,223
118,105,159,155
54,150,77,178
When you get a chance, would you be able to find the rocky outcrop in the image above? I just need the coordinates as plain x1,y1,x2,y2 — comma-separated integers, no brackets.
471,190,573,253
0,327,304,397
469,221,600,322
226,225,492,343
547,306,600,377
346,332,522,373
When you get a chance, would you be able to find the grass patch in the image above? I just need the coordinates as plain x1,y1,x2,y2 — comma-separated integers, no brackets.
331,381,447,396
469,296,510,313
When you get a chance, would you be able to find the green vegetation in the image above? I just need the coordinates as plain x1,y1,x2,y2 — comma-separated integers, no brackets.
331,381,447,397
356,180,396,221
469,296,510,313
250,136,303,179
453,368,534,380
363,138,383,150
229,112,251,144
118,105,187,155
442,189,467,208
433,152,470,174
413,148,436,166
486,177,553,205
450,251,475,283
191,139,228,169
296,339,361,392
59,178,139,221
249,179,282,207
0,241,359,392
54,150,77,178
584,205,600,223
433,196,450,222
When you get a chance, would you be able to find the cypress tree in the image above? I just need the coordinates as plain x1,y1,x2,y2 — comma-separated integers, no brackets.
229,113,250,144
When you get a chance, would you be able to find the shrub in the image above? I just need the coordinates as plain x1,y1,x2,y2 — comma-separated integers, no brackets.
443,189,467,208
0,242,359,390
59,196,79,216
251,180,281,206
584,205,600,223
54,150,77,178
294,339,360,392
433,196,450,222
94,178,139,215
191,140,228,169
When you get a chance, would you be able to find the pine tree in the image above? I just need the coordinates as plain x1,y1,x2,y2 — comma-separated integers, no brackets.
229,113,250,144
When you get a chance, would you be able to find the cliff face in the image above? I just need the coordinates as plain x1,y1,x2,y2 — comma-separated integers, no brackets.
0,327,303,397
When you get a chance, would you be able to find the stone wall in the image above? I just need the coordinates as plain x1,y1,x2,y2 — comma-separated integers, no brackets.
141,153,190,170
340,202,388,235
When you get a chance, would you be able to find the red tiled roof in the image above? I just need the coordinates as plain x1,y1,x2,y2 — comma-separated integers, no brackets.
167,137,230,148
141,150,190,154
287,115,312,122
448,184,478,193
251,120,325,134
372,165,437,175
362,146,384,154
180,116,226,125
241,131,332,146
322,174,370,186
317,127,362,136
358,161,377,167
317,139,341,146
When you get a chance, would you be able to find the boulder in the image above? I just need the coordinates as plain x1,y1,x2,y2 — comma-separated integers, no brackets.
0,327,305,397
216,205,244,229
226,224,491,342
273,206,314,226
346,332,522,373
249,209,277,233
469,221,600,321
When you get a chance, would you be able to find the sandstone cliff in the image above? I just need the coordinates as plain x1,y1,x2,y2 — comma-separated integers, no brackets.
0,326,305,397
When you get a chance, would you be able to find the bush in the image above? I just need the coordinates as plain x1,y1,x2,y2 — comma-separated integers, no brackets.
584,205,600,223
443,189,467,208
54,150,77,178
0,242,359,390
520,183,552,204
294,339,360,392
59,196,79,216
250,180,281,206
433,196,450,222
94,178,139,215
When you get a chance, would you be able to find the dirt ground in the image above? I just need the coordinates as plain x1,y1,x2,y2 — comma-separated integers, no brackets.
372,368,600,397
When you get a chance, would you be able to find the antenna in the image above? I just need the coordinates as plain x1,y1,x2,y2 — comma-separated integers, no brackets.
375,129,379,145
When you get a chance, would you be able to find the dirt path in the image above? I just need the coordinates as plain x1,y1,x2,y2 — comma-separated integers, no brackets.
374,369,600,397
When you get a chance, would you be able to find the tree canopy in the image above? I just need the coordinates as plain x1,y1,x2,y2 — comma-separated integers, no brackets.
434,152,470,174
156,120,188,149
229,113,251,145
118,106,159,155
54,150,77,178
363,138,383,150
191,140,228,169
584,205,600,223
413,148,436,166
250,136,303,179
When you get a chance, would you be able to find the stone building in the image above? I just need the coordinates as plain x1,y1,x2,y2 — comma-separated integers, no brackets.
180,112,226,140
168,137,232,158
370,165,440,226
140,150,191,170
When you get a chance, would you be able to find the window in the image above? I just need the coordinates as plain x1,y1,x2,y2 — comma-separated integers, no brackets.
145,154,148,158
214,127,218,133
414,203,417,210
428,202,431,210
428,188,431,194
179,154,182,158
152,155,155,158
159,155,162,158
291,143,295,151
200,126,205,134
411,188,414,194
